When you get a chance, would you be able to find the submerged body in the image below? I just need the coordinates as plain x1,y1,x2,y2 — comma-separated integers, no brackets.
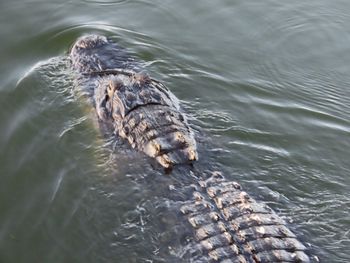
70,35,311,262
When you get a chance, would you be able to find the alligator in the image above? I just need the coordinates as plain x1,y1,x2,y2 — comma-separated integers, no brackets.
70,35,311,263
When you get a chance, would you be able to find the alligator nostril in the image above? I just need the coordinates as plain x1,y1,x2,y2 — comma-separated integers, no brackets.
74,35,108,50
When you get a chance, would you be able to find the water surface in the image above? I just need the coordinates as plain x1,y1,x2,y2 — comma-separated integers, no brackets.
1,1,350,262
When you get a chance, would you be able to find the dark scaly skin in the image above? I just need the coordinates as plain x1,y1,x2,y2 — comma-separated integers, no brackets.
70,35,197,168
181,172,310,263
70,35,311,262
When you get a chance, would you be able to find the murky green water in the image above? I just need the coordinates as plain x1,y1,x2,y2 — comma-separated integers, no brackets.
1,0,350,262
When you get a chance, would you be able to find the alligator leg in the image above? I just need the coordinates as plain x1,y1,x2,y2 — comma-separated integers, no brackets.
181,172,310,263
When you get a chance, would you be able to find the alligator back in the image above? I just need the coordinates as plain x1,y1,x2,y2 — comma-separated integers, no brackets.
70,35,197,168
70,35,311,262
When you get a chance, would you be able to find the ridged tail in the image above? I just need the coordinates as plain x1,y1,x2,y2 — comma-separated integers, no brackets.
180,171,310,263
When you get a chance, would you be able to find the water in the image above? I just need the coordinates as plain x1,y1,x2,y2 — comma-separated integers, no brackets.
1,0,350,262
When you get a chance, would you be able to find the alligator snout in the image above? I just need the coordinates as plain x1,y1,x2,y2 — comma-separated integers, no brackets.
70,35,108,54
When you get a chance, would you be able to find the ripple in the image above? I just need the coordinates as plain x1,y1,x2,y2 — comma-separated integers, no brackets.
229,140,290,156
58,116,89,139
245,2,350,120
1,100,42,144
250,97,350,130
43,22,176,64
81,0,129,6
47,22,147,41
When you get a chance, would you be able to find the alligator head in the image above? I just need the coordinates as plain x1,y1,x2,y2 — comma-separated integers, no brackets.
70,35,198,169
